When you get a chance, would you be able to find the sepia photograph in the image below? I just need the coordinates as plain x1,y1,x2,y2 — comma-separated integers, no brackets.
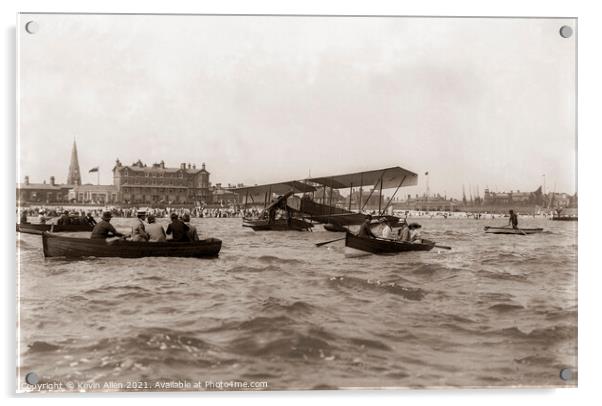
15,13,577,392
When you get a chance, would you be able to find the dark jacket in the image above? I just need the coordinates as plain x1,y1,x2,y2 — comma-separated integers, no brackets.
358,220,377,238
90,220,123,239
57,214,71,225
166,219,190,242
509,213,518,229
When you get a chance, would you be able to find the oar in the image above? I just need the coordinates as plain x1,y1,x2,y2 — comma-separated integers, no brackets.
517,228,527,236
433,244,452,250
315,237,346,247
106,235,130,244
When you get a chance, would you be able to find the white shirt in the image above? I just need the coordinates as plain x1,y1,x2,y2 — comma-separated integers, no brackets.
411,229,422,242
382,224,393,239
146,223,166,241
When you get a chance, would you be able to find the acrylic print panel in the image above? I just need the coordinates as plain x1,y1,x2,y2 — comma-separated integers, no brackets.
16,14,577,392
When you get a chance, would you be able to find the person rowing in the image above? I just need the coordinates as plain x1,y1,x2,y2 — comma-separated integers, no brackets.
91,211,124,239
358,215,377,239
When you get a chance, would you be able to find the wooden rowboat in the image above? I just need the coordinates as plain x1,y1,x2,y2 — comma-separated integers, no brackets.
345,232,435,254
551,216,578,221
42,232,222,258
484,226,544,235
242,217,313,231
323,223,348,232
17,223,94,234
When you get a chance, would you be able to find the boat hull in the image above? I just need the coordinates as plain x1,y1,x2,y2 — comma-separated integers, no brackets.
42,233,222,258
551,217,578,221
242,218,313,231
17,223,94,233
484,226,544,235
345,232,435,254
323,223,348,232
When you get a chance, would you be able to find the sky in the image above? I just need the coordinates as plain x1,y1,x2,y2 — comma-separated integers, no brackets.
17,14,576,198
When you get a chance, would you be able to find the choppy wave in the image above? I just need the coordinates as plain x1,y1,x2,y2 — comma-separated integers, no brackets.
17,217,577,389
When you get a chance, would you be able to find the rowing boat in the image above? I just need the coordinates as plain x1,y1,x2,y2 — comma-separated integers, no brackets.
242,217,313,231
484,226,544,235
42,232,222,258
550,216,578,221
323,223,348,232
345,232,435,254
17,223,94,233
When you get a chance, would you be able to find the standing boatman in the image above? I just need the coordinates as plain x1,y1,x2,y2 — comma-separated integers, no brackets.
508,209,519,230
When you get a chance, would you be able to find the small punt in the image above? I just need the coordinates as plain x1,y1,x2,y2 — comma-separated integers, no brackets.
344,232,435,255
484,226,544,235
42,232,222,258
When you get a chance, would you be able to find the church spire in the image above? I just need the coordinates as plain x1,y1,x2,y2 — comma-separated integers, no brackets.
66,139,82,185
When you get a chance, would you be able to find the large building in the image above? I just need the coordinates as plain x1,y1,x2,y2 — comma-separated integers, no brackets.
112,159,211,205
18,141,212,206
16,176,70,204
392,194,458,211
482,186,544,206
68,184,118,204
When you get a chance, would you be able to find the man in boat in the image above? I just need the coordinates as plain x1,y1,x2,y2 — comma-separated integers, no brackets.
358,215,377,239
380,217,393,239
85,212,97,226
397,220,411,242
182,213,200,241
57,210,71,225
146,214,166,242
38,210,48,225
90,211,124,239
409,223,423,243
508,209,518,230
166,212,190,242
131,210,150,242
19,210,29,224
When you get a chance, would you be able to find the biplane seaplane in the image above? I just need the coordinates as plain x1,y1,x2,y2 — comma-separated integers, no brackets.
231,166,418,232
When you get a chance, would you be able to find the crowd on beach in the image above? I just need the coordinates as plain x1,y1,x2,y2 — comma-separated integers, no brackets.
17,206,264,223
18,205,554,227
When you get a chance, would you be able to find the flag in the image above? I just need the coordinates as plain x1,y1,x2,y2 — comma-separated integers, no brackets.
424,171,429,176
89,167,99,173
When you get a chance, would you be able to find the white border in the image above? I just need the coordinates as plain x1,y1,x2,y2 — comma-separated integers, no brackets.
3,1,600,405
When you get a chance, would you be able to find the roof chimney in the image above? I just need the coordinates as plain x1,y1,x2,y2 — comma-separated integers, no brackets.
202,162,206,170
188,163,191,169
50,176,55,186
180,163,186,169
192,164,196,169
24,176,30,185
